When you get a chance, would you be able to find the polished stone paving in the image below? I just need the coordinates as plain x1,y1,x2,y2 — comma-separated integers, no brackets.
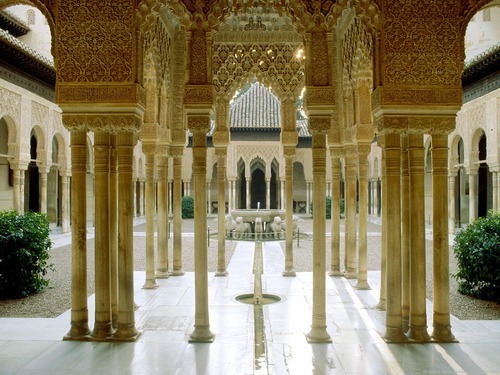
1,239,500,374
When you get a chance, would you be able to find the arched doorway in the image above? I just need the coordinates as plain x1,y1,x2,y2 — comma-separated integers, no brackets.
26,133,39,212
238,158,246,209
478,132,492,217
250,158,266,209
0,118,13,210
455,137,468,227
47,135,62,226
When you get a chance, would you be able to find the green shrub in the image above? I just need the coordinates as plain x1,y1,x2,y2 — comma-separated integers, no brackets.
310,196,342,219
0,210,53,298
453,210,500,301
182,196,194,219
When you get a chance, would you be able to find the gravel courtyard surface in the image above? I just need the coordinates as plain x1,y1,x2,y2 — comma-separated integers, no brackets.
1,217,499,321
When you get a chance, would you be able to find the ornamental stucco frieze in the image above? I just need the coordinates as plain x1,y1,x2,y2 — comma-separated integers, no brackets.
56,1,135,83
56,84,145,107
0,86,21,122
62,113,141,133
372,87,462,109
32,101,49,127
184,85,214,105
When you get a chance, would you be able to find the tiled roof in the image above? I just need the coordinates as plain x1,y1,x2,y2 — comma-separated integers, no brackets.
230,81,281,130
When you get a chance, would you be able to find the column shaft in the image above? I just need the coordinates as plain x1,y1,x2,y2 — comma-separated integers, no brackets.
61,174,70,233
469,172,477,223
382,132,406,341
39,170,48,213
431,133,455,341
344,152,357,278
172,152,184,275
306,129,331,343
156,156,169,278
189,120,214,342
356,152,370,289
329,155,341,276
448,175,456,234
64,129,90,340
109,135,118,328
283,153,296,276
216,150,228,276
92,131,113,339
401,137,410,333
143,152,158,289
114,130,139,341
246,179,251,209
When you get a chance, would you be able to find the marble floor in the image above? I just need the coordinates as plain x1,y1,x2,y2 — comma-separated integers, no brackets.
1,239,500,374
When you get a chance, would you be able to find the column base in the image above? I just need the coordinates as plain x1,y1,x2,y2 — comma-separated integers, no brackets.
189,326,215,343
215,270,228,277
431,324,457,342
305,326,332,343
282,270,296,277
113,324,141,342
170,270,185,276
328,269,343,277
344,268,357,279
355,280,371,290
376,299,386,311
142,280,159,289
407,326,431,342
63,322,91,341
155,270,170,279
91,322,115,341
383,327,408,343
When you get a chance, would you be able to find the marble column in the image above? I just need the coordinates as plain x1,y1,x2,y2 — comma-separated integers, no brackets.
171,147,184,276
109,135,119,328
497,172,500,212
377,169,387,311
265,178,271,209
448,174,456,234
215,148,228,276
306,117,331,343
381,131,406,342
39,167,49,214
140,180,145,216
64,128,90,340
156,155,169,278
431,133,456,342
306,181,311,215
492,171,498,211
400,135,410,333
356,147,370,289
114,130,139,341
280,179,285,210
246,178,251,209
468,170,477,223
329,149,342,276
283,149,296,277
188,115,214,343
92,131,113,339
61,173,70,233
344,146,357,279
207,181,211,214
143,151,158,289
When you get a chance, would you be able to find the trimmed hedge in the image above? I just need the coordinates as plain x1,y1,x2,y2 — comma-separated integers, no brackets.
182,196,194,219
0,210,53,298
453,210,500,301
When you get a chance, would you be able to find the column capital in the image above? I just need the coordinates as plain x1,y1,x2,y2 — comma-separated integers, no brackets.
308,115,331,135
62,112,141,133
357,143,372,157
215,147,227,158
212,130,230,148
170,146,184,159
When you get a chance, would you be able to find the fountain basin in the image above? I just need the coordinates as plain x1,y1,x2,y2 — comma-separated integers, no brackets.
235,293,282,305
231,209,285,223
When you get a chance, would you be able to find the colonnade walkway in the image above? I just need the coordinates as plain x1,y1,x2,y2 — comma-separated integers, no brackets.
1,237,500,374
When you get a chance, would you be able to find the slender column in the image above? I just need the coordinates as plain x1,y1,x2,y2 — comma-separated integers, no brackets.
497,172,500,212
492,171,498,211
246,178,251,209
215,148,228,276
188,115,214,342
407,133,430,341
283,150,296,276
168,180,173,215
431,133,456,342
39,168,48,213
109,135,118,328
344,146,357,278
143,151,158,289
329,149,342,276
448,174,456,234
114,130,139,341
468,171,477,223
140,180,145,216
61,173,70,233
280,179,285,210
92,131,113,339
356,147,370,289
171,148,184,276
377,170,387,310
306,182,311,215
156,155,169,278
207,181,211,214
381,131,406,342
64,128,90,340
306,117,331,343
13,168,22,211
400,135,410,333
265,178,271,209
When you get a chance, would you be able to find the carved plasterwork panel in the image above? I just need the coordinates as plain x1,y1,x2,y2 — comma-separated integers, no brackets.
382,0,463,86
466,103,486,132
56,1,135,83
32,101,49,127
0,87,21,123
227,142,282,176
